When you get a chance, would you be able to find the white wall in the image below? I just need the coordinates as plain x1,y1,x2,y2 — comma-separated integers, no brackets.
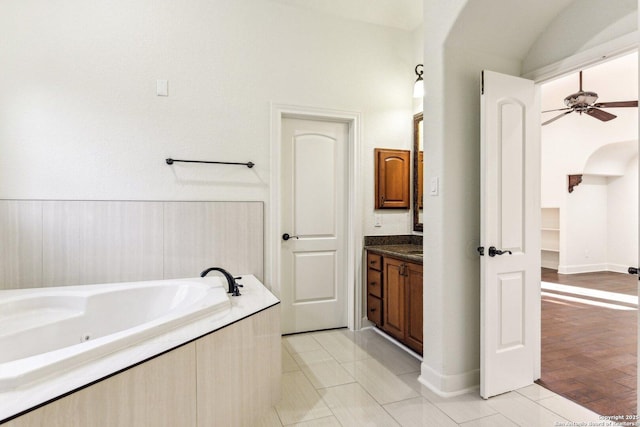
608,156,639,271
0,0,419,291
423,0,637,396
564,176,609,272
0,0,414,203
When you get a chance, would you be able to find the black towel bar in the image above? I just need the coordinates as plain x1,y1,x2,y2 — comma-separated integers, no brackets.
165,158,254,168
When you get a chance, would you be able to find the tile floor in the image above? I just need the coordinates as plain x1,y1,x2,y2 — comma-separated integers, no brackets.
258,328,605,426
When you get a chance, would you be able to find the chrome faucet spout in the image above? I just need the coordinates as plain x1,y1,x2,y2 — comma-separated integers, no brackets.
200,267,242,296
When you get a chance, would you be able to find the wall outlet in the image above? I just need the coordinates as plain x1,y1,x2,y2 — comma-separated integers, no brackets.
374,214,382,228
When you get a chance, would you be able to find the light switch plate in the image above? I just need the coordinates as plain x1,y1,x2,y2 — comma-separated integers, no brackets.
430,177,439,196
156,80,168,96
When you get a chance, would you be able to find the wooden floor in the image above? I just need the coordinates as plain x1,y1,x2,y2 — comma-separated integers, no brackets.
539,268,637,417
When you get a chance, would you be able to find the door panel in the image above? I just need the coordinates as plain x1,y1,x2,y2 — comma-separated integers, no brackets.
281,118,348,334
480,70,541,398
405,262,423,354
294,134,336,236
497,272,524,349
499,102,525,251
293,251,336,302
382,257,405,340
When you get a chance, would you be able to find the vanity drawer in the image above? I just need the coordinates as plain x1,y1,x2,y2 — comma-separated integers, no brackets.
367,252,382,271
367,269,382,298
367,294,382,326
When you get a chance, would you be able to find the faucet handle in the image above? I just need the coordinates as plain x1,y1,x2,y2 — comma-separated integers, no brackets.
230,278,243,297
231,283,242,296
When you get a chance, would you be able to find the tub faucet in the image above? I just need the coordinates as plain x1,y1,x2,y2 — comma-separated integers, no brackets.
200,267,242,296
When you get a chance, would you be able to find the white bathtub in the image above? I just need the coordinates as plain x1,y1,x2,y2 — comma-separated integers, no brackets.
0,278,231,393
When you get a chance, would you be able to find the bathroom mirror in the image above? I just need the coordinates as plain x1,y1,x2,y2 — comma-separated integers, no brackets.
413,112,423,232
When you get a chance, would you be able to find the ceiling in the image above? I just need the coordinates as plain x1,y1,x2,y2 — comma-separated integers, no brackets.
266,0,638,135
268,0,423,31
446,0,575,61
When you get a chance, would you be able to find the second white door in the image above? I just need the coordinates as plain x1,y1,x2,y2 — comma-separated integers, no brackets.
280,117,348,334
480,70,541,398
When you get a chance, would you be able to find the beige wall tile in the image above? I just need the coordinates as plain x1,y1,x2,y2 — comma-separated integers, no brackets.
196,305,280,426
0,201,42,289
5,343,197,427
163,201,264,280
1,200,263,289
41,201,164,286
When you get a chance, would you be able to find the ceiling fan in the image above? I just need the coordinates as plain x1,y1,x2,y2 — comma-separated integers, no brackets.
541,70,638,126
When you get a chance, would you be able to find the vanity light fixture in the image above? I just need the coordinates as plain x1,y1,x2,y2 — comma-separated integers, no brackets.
413,64,424,98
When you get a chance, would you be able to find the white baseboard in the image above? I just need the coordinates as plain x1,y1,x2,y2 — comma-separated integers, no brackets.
558,263,632,275
418,363,479,397
607,264,632,274
558,263,608,274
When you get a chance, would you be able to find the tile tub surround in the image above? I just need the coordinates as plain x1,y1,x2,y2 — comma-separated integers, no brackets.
0,200,264,290
0,275,279,424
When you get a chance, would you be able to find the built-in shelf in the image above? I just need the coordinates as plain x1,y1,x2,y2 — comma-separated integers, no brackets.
541,207,560,270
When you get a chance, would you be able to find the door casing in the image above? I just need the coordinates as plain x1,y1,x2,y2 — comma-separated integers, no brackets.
270,103,363,332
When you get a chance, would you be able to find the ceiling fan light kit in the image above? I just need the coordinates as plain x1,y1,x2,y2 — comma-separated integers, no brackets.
541,70,638,126
564,91,598,108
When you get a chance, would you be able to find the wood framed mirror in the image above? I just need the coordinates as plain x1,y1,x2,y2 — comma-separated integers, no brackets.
413,112,423,232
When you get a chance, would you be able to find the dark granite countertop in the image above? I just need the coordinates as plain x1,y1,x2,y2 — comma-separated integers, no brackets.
364,235,423,263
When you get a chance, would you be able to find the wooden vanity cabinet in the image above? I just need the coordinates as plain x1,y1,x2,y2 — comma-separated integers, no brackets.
382,257,405,340
366,251,423,355
366,252,383,327
374,148,410,209
404,262,423,354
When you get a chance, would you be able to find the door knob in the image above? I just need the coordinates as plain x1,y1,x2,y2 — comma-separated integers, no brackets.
488,246,512,257
282,233,299,241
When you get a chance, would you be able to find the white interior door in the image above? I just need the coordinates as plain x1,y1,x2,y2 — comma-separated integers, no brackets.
480,70,541,398
280,117,348,334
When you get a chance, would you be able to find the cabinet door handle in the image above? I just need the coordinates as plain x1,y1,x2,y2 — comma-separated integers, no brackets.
370,281,377,286
380,195,385,205
370,308,377,312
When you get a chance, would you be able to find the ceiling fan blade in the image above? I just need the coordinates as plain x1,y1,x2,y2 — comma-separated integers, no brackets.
541,110,573,126
593,100,638,108
541,107,572,113
586,107,617,122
